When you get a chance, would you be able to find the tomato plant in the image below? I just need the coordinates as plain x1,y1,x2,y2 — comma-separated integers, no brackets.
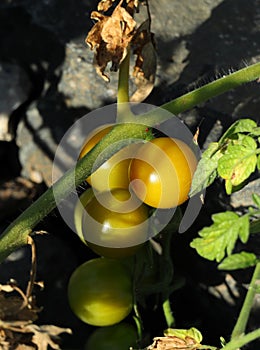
129,137,198,208
67,258,133,326
81,188,149,258
1,1,260,349
84,322,137,350
79,124,140,192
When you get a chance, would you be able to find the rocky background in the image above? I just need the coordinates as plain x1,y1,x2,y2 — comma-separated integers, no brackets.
0,0,259,349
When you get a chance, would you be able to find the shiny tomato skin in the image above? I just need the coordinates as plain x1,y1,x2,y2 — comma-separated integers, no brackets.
79,125,139,192
84,323,137,350
74,188,94,243
67,258,133,327
82,188,149,258
129,137,198,209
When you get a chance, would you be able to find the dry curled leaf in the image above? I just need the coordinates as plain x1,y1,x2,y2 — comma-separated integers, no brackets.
86,0,136,81
147,336,198,350
126,0,139,14
130,19,156,102
0,284,39,323
29,324,72,350
0,239,71,349
97,0,116,12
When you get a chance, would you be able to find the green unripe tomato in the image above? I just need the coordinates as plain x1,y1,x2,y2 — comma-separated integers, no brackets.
85,323,138,350
67,258,133,326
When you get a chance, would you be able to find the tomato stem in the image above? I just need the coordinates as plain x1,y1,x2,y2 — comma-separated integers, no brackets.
133,315,143,344
231,261,260,340
117,49,134,122
118,50,130,105
141,61,260,125
162,298,175,328
222,328,260,350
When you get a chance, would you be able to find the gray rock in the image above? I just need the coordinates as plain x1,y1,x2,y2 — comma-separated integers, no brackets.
230,178,260,210
58,42,118,110
0,63,31,141
16,103,56,185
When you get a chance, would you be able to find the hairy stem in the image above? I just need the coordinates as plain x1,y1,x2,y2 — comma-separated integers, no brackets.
0,62,260,262
231,262,260,339
141,61,260,125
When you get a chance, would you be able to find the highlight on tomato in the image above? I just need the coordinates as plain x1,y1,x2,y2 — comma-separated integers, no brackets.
84,322,138,350
129,137,198,209
67,258,133,327
79,124,140,192
81,188,149,258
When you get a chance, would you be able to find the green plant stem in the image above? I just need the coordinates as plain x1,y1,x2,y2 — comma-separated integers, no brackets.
162,298,175,328
222,328,260,350
231,261,260,339
0,62,260,262
141,61,260,125
117,50,134,122
118,51,130,104
161,230,175,328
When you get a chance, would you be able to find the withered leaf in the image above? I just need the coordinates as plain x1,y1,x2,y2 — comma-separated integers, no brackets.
0,284,14,293
29,324,72,350
126,0,139,14
97,0,116,12
0,295,38,324
86,0,136,81
130,19,157,102
147,335,200,350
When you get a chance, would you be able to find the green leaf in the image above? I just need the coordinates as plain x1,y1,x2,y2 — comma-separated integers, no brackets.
218,252,258,270
164,327,203,344
250,126,260,137
250,219,260,234
219,119,257,144
217,136,257,193
252,194,260,209
190,211,250,262
189,143,221,196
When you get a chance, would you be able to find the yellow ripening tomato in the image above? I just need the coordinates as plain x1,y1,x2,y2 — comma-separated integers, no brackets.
82,188,149,258
79,125,139,192
129,137,198,209
68,258,133,327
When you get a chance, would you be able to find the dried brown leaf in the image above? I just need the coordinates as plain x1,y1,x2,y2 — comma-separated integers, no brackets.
86,0,136,81
126,0,139,14
28,324,72,350
130,19,156,102
148,335,199,350
15,345,34,350
0,284,15,293
97,0,116,12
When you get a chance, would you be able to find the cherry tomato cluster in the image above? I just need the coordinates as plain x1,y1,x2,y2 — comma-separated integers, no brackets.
68,124,198,347
74,124,198,258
